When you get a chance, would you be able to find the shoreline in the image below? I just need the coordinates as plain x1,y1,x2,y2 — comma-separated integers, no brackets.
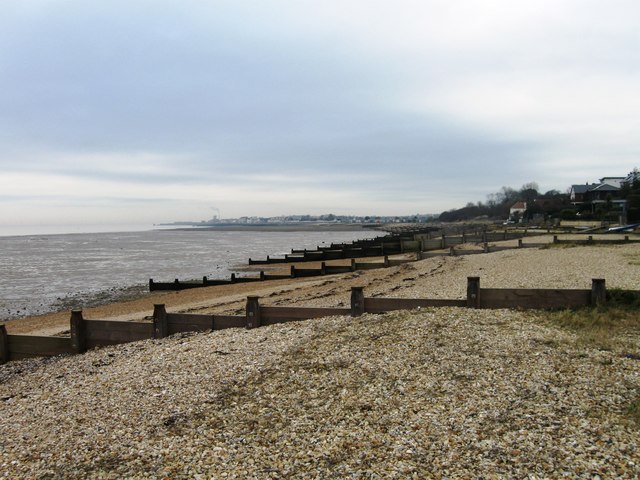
162,222,383,232
1,239,639,477
5,238,640,336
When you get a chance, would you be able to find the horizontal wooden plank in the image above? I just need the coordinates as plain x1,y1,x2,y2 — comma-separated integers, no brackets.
464,236,484,243
233,277,262,283
248,259,271,265
204,279,234,286
401,240,421,251
263,274,292,280
85,320,154,345
303,251,325,259
7,335,74,357
213,315,246,330
293,269,323,277
422,239,445,250
150,282,203,291
167,313,214,334
364,297,466,313
443,237,464,246
480,288,591,309
354,263,385,270
325,266,353,274
484,233,508,242
261,307,351,324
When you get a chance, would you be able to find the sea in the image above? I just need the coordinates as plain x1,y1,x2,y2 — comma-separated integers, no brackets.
0,225,380,321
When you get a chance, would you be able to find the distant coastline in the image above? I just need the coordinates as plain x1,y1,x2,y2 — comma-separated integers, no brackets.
165,222,382,233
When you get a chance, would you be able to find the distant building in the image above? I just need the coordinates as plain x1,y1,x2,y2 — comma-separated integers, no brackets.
569,177,625,205
507,201,527,222
509,201,527,216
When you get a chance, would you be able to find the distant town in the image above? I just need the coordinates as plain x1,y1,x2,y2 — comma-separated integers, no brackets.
163,213,439,227
166,168,640,228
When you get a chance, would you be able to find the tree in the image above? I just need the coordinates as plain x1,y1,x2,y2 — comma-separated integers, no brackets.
519,182,539,204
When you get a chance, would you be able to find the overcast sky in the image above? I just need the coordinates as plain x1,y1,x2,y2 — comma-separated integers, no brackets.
1,0,638,227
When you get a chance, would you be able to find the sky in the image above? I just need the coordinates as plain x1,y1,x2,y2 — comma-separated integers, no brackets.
1,0,639,227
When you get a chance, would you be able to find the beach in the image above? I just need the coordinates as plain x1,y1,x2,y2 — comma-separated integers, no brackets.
6,235,640,336
1,237,639,478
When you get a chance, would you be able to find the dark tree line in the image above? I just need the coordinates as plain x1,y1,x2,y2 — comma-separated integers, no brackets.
621,177,640,223
438,182,569,222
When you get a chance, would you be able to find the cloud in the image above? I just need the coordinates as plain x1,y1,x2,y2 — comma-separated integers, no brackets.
0,0,638,226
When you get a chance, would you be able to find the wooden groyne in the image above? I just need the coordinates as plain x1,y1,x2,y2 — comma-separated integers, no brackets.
148,225,639,292
3,277,633,364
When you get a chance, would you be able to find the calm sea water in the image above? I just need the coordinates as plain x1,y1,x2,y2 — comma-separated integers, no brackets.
0,228,379,320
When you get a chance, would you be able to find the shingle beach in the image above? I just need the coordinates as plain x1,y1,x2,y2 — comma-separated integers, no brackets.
1,238,639,478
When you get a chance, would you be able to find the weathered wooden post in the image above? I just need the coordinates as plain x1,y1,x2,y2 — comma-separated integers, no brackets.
591,279,606,306
518,239,523,248
203,276,208,286
0,324,8,364
153,304,168,339
449,246,455,256
588,236,593,243
290,266,296,278
415,251,422,261
467,277,481,308
70,310,86,353
230,273,236,283
553,235,558,244
384,256,390,267
483,242,489,253
246,296,261,329
149,279,155,291
350,259,356,271
260,271,265,280
351,287,365,317
320,262,327,275
441,233,446,248
625,235,629,242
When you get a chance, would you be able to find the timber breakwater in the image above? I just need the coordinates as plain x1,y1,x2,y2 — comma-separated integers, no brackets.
148,225,554,291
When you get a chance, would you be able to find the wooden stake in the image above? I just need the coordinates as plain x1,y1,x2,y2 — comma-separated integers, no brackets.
153,304,168,339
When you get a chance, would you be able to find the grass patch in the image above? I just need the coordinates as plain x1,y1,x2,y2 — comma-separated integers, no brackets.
545,302,640,351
